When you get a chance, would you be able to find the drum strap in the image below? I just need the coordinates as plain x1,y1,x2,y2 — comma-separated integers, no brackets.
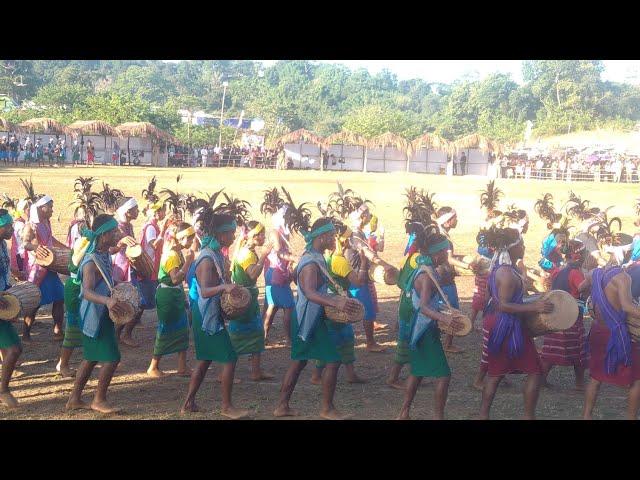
421,266,452,311
91,254,114,293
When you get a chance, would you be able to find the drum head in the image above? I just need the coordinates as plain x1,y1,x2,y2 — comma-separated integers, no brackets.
540,290,579,331
126,244,142,258
0,293,21,320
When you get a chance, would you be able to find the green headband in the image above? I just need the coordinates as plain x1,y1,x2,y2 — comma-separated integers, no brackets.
0,213,13,228
427,239,450,255
303,222,336,250
214,221,237,233
80,218,118,255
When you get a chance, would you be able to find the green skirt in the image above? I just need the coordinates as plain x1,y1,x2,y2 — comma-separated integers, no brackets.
154,286,189,356
316,340,355,368
395,319,411,365
228,293,265,355
190,301,237,363
82,315,120,363
409,326,450,378
62,278,83,349
291,311,340,364
0,320,20,349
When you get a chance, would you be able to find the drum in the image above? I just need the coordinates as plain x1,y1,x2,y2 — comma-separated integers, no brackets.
368,264,399,285
325,295,365,324
522,290,579,337
109,282,141,325
464,254,490,276
125,245,155,280
0,281,41,320
438,306,472,337
35,246,72,275
221,286,251,319
627,314,640,342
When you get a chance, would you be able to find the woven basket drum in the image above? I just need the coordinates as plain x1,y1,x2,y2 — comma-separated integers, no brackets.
221,286,251,318
324,296,365,324
109,282,141,325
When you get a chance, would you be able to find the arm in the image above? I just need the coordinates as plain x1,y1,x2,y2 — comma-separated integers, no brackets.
21,223,37,251
344,251,368,287
415,273,450,323
81,261,125,314
447,251,469,270
298,263,358,315
244,245,272,281
495,267,553,314
578,270,593,294
197,257,235,298
615,274,640,318
168,250,194,285
272,233,296,263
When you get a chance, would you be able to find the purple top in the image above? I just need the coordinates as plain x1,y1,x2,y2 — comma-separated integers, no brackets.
591,266,632,375
486,264,525,359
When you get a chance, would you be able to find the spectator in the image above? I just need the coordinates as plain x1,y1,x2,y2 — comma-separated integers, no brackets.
286,157,293,170
86,140,95,167
8,135,19,165
200,146,208,168
459,151,467,175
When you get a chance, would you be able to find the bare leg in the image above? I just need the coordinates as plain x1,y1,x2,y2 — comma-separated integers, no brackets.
433,376,451,420
523,374,541,420
311,366,323,385
319,362,351,419
66,360,96,410
397,375,422,419
387,363,406,390
22,307,39,342
282,308,292,344
443,334,464,353
472,367,487,391
274,360,306,417
91,361,120,414
628,380,640,420
479,375,503,419
147,355,165,378
345,363,367,384
56,347,76,377
220,361,249,419
0,345,22,408
52,301,64,339
263,305,277,344
583,378,601,420
121,311,143,347
540,360,557,389
250,353,274,381
574,365,586,391
364,320,385,352
181,360,211,413
177,351,191,376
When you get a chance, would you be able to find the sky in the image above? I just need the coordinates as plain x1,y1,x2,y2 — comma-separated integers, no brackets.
256,60,640,85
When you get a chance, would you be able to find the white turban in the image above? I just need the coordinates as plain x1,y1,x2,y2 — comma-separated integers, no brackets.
436,210,456,226
116,198,138,222
29,195,53,224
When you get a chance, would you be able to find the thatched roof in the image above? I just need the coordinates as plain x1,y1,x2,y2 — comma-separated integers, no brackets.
19,118,71,135
452,133,505,155
322,131,369,150
411,132,453,155
275,128,325,146
67,120,118,137
115,122,177,144
367,132,412,156
0,117,23,134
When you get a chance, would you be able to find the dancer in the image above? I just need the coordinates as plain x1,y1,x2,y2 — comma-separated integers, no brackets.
9,199,30,279
273,190,361,419
540,239,588,391
397,225,466,419
228,220,274,381
478,226,553,420
180,210,248,419
534,193,568,276
148,222,194,378
65,214,127,414
0,209,23,408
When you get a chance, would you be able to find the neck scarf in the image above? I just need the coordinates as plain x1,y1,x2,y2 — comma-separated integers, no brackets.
80,218,118,255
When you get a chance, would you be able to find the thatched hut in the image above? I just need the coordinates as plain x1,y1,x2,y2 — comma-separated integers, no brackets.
0,117,23,135
450,133,505,176
19,118,71,159
68,120,119,165
410,133,454,174
367,132,413,173
276,128,326,170
322,131,370,172
115,122,178,167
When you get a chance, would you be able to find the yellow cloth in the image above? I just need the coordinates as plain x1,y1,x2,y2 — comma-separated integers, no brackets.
401,252,420,270
329,253,353,279
161,250,182,274
72,237,90,267
236,247,258,270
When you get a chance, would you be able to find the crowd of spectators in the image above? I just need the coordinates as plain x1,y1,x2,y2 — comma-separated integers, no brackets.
168,144,285,168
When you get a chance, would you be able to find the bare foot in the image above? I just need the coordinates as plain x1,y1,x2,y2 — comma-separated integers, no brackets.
444,345,465,354
220,406,250,420
90,400,121,414
320,408,353,420
347,374,368,384
583,414,592,420
147,367,166,378
56,362,77,378
180,401,199,414
250,371,275,382
366,343,387,353
396,410,410,420
273,405,299,417
310,375,322,385
65,399,91,411
472,381,485,391
176,369,193,377
0,391,19,409
53,331,64,342
121,336,140,348
22,334,32,343
574,383,586,392
386,379,406,390
216,376,241,384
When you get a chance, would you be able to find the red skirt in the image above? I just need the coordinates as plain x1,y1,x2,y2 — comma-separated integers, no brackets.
481,312,542,376
588,321,640,388
541,314,588,367
472,274,489,311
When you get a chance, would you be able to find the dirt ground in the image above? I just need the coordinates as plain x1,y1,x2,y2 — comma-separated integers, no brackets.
0,166,636,420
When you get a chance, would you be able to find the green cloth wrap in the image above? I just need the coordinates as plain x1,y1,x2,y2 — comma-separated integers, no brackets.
154,286,189,356
81,218,118,255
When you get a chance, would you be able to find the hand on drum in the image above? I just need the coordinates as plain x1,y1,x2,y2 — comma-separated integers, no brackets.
335,297,361,316
35,245,50,260
223,284,239,295
438,314,466,333
534,300,554,314
120,236,138,248
107,297,129,316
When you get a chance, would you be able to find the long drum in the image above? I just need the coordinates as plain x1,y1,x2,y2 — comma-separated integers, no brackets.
368,264,399,285
35,246,72,275
523,290,579,337
0,281,41,320
463,254,490,276
325,295,365,324
109,282,141,325
125,244,155,280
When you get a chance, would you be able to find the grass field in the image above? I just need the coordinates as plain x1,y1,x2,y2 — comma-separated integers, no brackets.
0,165,636,420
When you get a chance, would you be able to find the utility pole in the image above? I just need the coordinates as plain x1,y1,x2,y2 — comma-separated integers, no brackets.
218,81,229,150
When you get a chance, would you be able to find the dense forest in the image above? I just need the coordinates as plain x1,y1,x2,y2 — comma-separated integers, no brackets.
1,60,639,145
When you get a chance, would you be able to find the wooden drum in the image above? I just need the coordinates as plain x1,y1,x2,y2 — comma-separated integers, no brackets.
35,246,72,276
0,281,41,320
109,282,141,325
368,264,399,285
221,286,251,319
324,296,365,324
438,306,472,337
523,290,579,337
125,245,155,280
